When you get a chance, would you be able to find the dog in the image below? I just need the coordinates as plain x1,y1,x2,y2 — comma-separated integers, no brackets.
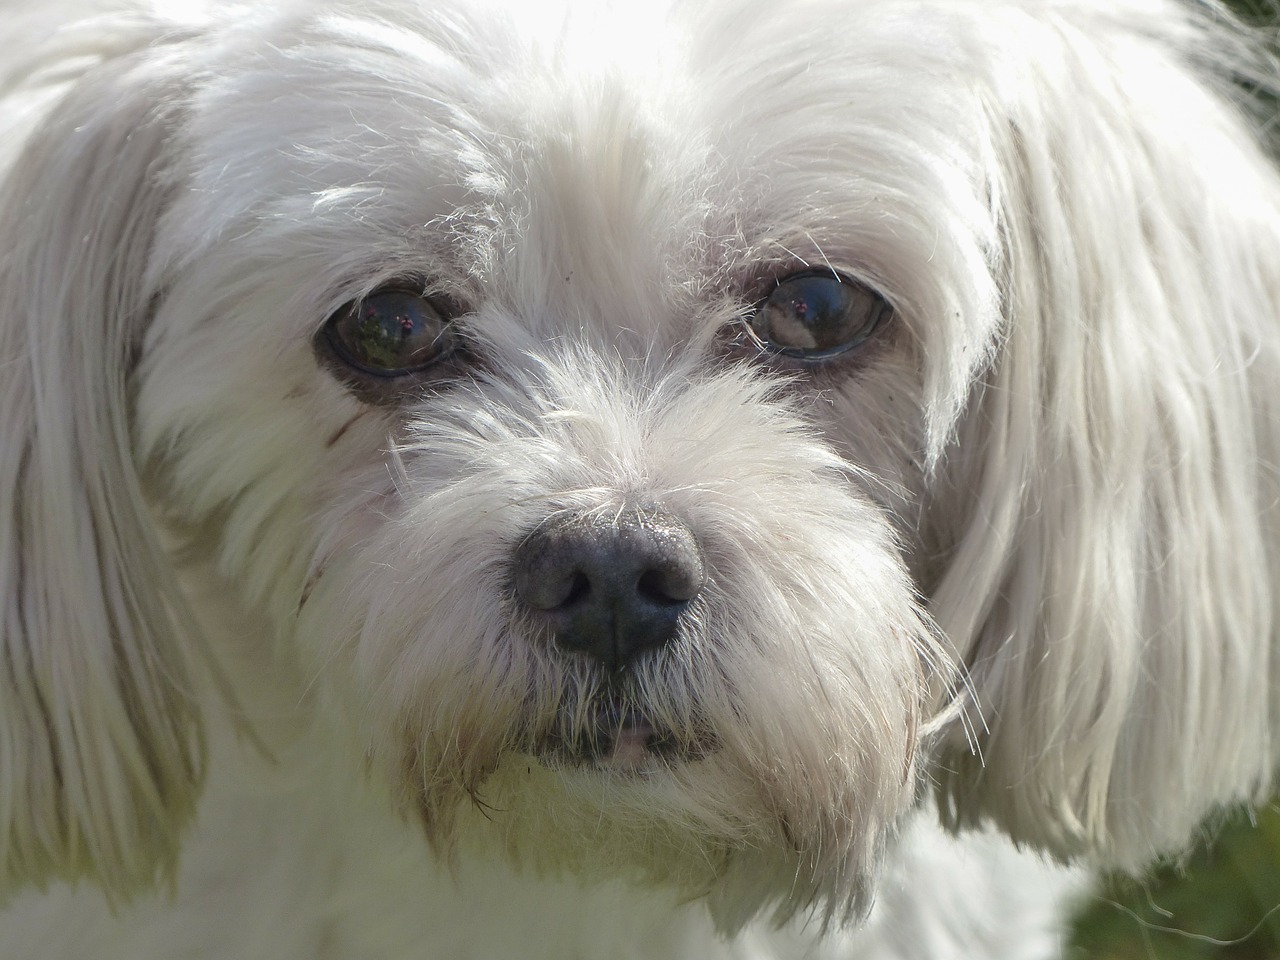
1,0,1278,956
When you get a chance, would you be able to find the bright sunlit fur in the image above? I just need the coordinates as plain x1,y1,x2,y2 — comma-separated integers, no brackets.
0,0,1277,957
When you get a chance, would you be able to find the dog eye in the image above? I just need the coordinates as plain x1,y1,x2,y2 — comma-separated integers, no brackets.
748,271,892,360
321,288,458,377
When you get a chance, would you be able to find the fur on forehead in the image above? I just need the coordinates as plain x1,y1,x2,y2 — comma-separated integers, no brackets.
145,0,1013,457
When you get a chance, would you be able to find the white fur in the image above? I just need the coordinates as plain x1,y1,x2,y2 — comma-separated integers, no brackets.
1,0,1277,956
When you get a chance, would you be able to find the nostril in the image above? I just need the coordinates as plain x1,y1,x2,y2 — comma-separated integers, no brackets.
562,570,591,607
637,567,698,606
513,535,593,611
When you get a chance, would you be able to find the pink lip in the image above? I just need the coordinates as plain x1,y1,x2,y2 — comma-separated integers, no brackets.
598,721,658,772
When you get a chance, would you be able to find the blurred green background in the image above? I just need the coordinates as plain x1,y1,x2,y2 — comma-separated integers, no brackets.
1068,804,1280,959
1065,1,1280,957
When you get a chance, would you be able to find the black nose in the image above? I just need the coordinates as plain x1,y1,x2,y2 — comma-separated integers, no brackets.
513,508,706,672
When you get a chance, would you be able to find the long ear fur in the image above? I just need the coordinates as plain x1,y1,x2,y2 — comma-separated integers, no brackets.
0,21,205,898
932,8,1280,869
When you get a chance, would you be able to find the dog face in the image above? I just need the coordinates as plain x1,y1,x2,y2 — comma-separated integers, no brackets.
2,0,1279,932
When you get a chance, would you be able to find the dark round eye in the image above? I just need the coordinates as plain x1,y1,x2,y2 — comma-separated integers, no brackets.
749,271,892,360
322,288,457,377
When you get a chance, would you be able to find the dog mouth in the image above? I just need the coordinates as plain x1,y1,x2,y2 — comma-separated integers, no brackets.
536,696,713,773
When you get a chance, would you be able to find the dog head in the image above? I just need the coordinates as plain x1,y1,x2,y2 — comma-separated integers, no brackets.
2,0,1278,931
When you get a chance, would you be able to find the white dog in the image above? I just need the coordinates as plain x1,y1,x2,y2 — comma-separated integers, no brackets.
1,0,1277,957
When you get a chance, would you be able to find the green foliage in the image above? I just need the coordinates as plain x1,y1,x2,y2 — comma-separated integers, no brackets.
1228,0,1278,23
1069,805,1280,959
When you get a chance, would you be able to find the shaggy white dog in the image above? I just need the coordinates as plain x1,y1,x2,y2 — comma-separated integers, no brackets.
1,0,1277,957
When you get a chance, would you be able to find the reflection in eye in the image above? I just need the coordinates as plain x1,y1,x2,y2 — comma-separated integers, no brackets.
750,272,892,360
324,289,457,376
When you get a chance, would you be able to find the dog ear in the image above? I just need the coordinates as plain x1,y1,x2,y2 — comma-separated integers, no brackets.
931,16,1280,869
0,25,206,899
